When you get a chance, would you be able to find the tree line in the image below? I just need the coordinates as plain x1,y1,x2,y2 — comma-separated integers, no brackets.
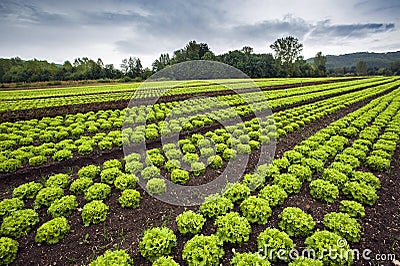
1,36,398,83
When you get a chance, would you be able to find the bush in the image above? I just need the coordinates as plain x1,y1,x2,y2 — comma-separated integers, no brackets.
101,167,123,184
35,217,70,244
339,200,365,219
323,212,361,242
139,227,176,262
259,185,288,208
0,237,19,266
366,155,390,171
29,155,47,167
199,194,233,219
34,187,64,209
176,210,206,235
12,181,43,199
0,209,39,238
342,181,377,206
0,198,24,220
215,212,251,244
89,249,133,266
0,159,21,173
78,165,100,179
222,183,250,204
146,178,166,196
350,171,380,189
182,234,224,266
170,169,189,185
191,162,205,177
273,174,302,195
118,189,141,208
309,179,338,203
47,195,78,218
240,196,271,224
230,252,271,266
52,149,73,161
45,173,70,188
82,200,109,226
278,207,315,237
70,177,93,194
153,256,179,266
288,164,312,182
207,155,223,169
321,169,348,188
257,228,295,262
114,174,138,191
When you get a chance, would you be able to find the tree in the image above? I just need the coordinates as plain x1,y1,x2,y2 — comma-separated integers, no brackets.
313,52,327,77
270,36,303,77
152,53,170,72
356,60,368,76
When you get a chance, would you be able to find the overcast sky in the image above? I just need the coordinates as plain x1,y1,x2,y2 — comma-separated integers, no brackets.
0,0,399,68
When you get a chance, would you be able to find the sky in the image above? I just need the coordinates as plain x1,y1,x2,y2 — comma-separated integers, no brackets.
0,0,399,68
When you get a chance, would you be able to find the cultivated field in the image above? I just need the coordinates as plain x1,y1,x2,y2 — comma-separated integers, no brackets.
0,77,399,265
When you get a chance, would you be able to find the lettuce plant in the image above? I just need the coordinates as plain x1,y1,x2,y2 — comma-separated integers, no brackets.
0,198,24,220
0,209,39,238
0,237,19,266
278,207,315,237
139,227,176,262
118,189,141,208
366,155,390,171
182,234,224,266
288,164,312,182
47,195,78,218
35,217,70,244
170,169,189,185
101,167,123,184
230,252,271,266
259,185,288,208
176,210,206,235
321,169,348,188
34,187,64,209
215,212,251,244
199,194,233,219
207,155,223,169
78,165,101,179
323,212,361,242
145,178,166,196
257,228,295,262
273,174,302,195
85,183,111,201
222,182,250,204
45,173,70,188
12,181,43,200
114,174,138,191
153,256,179,266
342,181,377,206
240,196,271,225
70,177,93,194
82,200,109,226
339,200,365,219
350,171,380,189
309,179,338,203
89,249,133,266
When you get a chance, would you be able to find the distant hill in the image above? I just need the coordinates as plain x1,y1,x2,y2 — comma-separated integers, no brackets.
307,51,400,69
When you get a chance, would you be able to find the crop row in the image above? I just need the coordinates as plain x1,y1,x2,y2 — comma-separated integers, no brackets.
0,77,371,112
1,84,399,265
0,78,396,173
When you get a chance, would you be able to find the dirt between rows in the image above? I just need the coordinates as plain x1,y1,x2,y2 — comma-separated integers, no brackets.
1,86,398,265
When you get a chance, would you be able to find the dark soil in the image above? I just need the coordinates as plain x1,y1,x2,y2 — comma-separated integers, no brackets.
1,86,398,265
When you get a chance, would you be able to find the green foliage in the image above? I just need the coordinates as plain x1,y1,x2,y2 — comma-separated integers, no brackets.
125,160,143,175
170,169,189,185
45,173,70,188
272,157,290,171
0,237,19,266
323,212,361,242
85,183,111,201
236,144,251,154
223,148,237,161
176,210,206,235
240,196,272,224
321,169,348,188
191,162,206,177
34,187,64,209
259,185,288,208
342,181,377,206
309,179,338,203
288,164,312,182
305,230,353,265
28,155,47,167
183,153,199,165
141,166,160,180
199,194,234,219
339,200,365,219
350,171,380,189
0,159,21,173
103,159,122,170
52,149,73,161
273,174,302,195
366,155,390,171
70,177,93,194
139,227,176,262
257,228,295,262
12,181,43,200
288,257,323,266
146,154,165,167
222,183,250,204
89,249,133,266
207,155,223,169
152,256,179,266
35,217,70,244
284,150,303,164
215,212,251,244
146,178,166,196
47,195,78,218
0,209,39,238
82,200,109,227
328,162,352,176
0,198,24,220
230,252,271,266
118,189,141,208
200,147,215,158
182,234,224,266
243,173,265,191
182,143,196,154
278,207,315,237
114,174,138,191
101,167,123,184
335,154,360,169
78,165,101,179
